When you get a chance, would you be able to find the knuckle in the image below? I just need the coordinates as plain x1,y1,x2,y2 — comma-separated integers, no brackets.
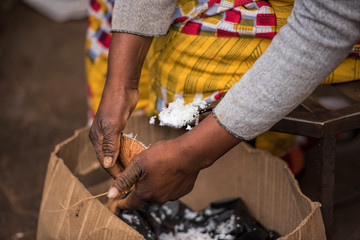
99,119,110,131
114,176,132,191
102,142,116,154
131,159,143,176
99,118,118,133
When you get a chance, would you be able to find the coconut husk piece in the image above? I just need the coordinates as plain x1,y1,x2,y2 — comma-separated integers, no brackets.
118,134,147,168
106,134,147,212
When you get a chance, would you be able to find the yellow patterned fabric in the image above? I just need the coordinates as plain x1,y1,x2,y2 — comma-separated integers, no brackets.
143,28,359,117
85,0,149,121
139,0,358,155
85,0,359,156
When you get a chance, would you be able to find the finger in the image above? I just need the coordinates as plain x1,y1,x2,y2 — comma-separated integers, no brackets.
101,121,121,168
115,190,145,210
107,162,124,180
107,159,143,199
89,126,104,162
89,126,122,178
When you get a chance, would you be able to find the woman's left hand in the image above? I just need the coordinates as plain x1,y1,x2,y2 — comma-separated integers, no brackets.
107,138,201,209
107,114,241,209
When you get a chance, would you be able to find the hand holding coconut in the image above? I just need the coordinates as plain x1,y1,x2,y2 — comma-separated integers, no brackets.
107,114,241,209
89,33,152,178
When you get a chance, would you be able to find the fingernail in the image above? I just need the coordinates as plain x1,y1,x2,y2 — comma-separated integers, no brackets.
103,156,113,168
107,187,120,199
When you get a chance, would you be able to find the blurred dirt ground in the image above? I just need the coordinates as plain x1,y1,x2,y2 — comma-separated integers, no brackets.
0,1,359,240
0,1,87,239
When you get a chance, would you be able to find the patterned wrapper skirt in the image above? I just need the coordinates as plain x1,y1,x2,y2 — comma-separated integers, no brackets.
85,0,360,156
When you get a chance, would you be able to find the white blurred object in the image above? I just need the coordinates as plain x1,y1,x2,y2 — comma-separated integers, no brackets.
23,0,89,22
318,96,351,110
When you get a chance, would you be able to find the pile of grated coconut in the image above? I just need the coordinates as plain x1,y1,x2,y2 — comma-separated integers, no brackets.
149,98,207,130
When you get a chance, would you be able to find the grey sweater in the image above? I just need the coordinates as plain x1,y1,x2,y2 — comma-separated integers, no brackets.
112,0,360,140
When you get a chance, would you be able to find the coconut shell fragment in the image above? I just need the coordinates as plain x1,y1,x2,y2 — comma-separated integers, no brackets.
118,134,146,168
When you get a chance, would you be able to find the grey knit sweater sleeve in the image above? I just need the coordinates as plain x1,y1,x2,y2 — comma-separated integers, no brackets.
214,0,360,140
112,0,177,36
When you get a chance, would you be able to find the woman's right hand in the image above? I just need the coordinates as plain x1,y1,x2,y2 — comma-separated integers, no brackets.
89,33,153,178
89,86,139,178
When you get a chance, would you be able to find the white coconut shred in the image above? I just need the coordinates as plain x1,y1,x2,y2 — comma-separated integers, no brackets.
149,116,156,125
122,133,147,149
151,98,207,130
158,214,236,240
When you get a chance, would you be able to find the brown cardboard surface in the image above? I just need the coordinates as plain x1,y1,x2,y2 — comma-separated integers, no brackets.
37,114,326,239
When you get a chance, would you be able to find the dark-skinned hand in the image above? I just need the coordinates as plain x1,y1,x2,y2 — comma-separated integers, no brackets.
88,32,241,209
107,114,241,209
89,33,152,178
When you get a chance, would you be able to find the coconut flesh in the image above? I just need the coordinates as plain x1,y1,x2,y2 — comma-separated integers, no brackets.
149,98,207,130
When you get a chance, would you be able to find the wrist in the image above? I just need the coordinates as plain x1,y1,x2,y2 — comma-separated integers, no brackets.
177,114,241,171
98,85,139,124
103,79,139,94
106,73,140,90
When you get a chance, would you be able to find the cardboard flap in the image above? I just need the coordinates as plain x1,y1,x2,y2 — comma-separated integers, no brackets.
37,115,326,239
37,128,145,240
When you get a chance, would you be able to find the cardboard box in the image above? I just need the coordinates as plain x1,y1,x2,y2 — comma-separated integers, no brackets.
37,114,326,239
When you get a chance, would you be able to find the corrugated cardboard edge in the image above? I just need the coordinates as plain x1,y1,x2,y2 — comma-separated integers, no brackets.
37,127,145,240
273,152,324,240
242,144,325,240
180,139,326,240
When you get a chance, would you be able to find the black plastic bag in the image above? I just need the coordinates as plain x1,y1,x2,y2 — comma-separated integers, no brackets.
116,197,280,240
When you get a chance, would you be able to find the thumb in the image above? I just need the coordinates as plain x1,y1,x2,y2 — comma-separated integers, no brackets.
107,159,143,199
101,126,121,168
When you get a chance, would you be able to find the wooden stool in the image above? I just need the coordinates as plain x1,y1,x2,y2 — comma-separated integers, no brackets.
270,80,360,240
